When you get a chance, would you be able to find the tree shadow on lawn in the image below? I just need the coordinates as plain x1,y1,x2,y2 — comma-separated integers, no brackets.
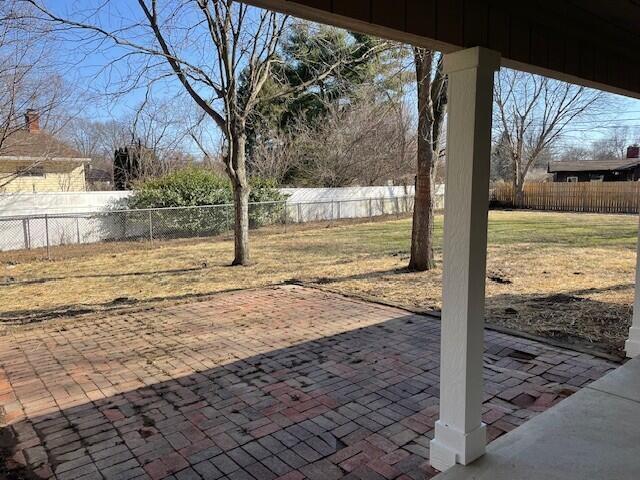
1,311,617,480
303,267,413,286
306,267,633,300
0,265,213,287
0,285,261,324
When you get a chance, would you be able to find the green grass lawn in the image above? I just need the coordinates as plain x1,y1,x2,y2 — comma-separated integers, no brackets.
486,211,638,248
317,210,638,257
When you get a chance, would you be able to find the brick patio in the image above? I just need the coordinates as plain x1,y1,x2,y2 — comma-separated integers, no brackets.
0,286,617,480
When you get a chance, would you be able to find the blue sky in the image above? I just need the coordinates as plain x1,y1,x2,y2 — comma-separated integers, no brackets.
45,0,640,154
48,0,190,116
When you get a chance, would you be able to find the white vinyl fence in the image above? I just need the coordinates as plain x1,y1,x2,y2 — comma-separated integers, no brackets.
0,195,428,253
0,186,428,217
0,191,132,216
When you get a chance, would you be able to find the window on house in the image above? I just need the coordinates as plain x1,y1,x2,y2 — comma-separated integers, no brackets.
590,175,604,182
17,166,45,177
567,176,578,182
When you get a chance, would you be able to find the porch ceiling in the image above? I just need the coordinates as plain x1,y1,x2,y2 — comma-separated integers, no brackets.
243,0,640,99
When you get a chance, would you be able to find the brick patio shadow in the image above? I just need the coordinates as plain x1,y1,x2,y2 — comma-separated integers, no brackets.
0,286,617,480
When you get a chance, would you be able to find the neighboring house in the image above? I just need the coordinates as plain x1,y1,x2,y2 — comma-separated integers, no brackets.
85,165,114,191
548,145,640,182
0,110,89,192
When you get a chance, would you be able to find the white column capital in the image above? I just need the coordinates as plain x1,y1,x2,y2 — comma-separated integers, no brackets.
443,46,501,75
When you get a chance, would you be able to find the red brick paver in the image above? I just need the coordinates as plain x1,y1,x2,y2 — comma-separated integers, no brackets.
0,286,616,479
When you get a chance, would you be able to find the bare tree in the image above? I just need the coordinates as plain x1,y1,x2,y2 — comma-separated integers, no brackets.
408,48,447,272
127,97,198,179
247,126,300,184
63,96,197,190
63,118,129,168
0,0,77,189
558,144,591,163
27,1,385,265
494,69,604,205
273,91,415,187
590,126,631,160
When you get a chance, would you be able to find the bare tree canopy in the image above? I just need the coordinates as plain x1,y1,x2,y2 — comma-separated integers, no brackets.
589,127,636,161
252,88,415,187
24,0,388,265
494,69,605,203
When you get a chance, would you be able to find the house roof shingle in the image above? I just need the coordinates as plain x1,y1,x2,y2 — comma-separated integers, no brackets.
0,129,88,162
547,158,640,173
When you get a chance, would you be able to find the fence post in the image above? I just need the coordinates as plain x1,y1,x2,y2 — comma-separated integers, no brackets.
148,210,154,246
283,200,288,233
22,218,30,250
337,201,341,220
297,203,302,223
369,198,373,217
44,214,50,259
76,217,81,244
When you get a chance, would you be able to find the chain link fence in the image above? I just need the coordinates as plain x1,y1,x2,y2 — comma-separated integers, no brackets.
0,195,416,256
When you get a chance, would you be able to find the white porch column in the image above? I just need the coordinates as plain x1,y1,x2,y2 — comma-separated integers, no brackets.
429,47,500,472
625,216,640,357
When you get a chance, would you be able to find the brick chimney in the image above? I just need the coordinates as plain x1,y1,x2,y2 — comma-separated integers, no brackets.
24,109,40,133
627,144,640,159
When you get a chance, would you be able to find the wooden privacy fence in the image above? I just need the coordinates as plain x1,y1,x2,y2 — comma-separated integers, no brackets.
491,182,640,214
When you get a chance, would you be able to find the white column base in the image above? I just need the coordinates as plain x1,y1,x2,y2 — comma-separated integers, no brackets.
429,420,487,471
625,326,640,357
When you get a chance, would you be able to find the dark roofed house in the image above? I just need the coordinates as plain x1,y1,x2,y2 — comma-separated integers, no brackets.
85,165,113,190
0,110,89,192
548,145,640,182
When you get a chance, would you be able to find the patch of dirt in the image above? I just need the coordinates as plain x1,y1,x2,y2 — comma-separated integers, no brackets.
488,271,512,285
488,291,631,358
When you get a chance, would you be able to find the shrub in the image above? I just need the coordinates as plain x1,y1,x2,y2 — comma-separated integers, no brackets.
247,177,287,228
128,168,233,209
125,167,285,236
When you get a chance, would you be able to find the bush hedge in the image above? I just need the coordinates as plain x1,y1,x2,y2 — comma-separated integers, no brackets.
125,168,286,236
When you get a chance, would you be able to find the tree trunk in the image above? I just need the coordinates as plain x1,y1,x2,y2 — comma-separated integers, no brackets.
230,131,251,266
409,167,436,270
514,185,524,207
232,182,250,265
513,176,524,207
409,49,437,272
